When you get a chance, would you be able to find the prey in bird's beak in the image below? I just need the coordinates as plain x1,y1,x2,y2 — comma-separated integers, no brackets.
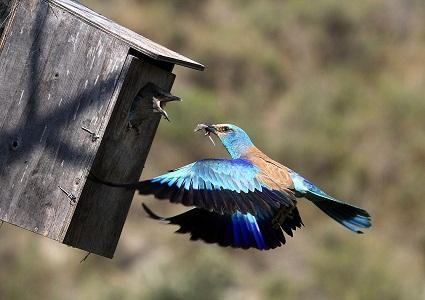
194,123,217,146
152,89,181,122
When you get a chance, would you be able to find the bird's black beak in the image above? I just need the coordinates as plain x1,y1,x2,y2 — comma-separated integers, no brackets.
194,123,217,146
194,123,217,135
157,90,181,102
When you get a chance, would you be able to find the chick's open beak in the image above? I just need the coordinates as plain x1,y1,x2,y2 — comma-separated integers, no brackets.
152,90,181,122
152,93,181,122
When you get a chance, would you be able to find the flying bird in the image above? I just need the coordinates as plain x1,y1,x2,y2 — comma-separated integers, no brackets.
93,123,371,250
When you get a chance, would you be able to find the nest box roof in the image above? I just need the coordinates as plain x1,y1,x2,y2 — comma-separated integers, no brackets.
51,0,205,71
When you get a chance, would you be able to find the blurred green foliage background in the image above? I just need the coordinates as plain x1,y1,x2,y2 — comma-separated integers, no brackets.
1,0,425,299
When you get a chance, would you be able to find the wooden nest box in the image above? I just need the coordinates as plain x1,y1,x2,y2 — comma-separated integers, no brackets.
0,0,204,258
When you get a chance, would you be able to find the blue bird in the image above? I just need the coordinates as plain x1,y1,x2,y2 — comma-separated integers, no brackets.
95,123,371,250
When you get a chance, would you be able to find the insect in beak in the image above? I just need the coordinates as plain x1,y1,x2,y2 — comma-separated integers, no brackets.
194,124,216,146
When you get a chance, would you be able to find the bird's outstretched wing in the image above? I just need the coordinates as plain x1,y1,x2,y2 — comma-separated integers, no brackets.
128,158,295,216
142,203,303,250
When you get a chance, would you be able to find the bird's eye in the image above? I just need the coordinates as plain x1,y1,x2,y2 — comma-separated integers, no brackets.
222,126,230,132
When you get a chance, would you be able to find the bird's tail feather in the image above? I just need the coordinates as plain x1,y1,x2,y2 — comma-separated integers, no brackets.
142,203,303,250
308,192,371,233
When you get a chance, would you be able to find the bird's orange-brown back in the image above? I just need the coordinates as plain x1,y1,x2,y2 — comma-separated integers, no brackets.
243,147,294,193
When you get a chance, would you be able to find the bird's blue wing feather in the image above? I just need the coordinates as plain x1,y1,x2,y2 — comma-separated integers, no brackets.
132,159,294,215
142,204,303,250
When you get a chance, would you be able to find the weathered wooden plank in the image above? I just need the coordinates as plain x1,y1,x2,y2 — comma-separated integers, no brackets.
49,0,205,71
0,0,130,240
0,0,12,37
64,55,176,258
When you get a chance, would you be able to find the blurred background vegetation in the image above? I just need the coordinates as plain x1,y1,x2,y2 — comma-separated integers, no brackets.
1,0,425,299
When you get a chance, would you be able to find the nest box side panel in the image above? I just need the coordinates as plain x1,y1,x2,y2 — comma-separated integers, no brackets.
0,0,129,240
0,0,13,38
64,55,176,258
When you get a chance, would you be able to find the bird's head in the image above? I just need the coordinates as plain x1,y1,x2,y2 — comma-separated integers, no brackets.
139,82,181,121
141,82,181,102
195,123,254,158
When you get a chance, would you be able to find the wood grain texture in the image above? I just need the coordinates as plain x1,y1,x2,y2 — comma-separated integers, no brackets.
64,56,176,258
0,0,12,38
0,0,129,241
49,0,204,71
